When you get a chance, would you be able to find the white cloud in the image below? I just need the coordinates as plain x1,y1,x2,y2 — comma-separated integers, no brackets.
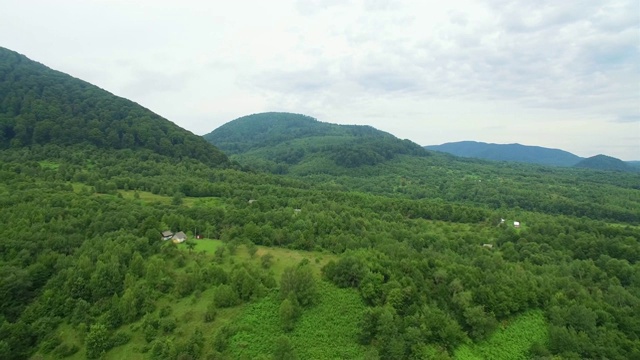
1,0,638,159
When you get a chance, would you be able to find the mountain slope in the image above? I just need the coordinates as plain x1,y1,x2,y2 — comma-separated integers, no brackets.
425,141,583,167
204,112,429,174
0,47,228,167
574,154,636,172
627,161,640,170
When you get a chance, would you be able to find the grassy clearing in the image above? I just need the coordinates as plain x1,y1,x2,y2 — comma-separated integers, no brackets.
254,246,334,280
229,281,368,359
118,189,173,205
454,310,548,360
68,183,223,208
38,160,60,169
189,239,335,279
118,190,222,207
191,238,226,254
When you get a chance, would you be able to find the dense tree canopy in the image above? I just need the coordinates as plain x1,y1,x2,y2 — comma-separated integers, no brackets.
0,47,228,167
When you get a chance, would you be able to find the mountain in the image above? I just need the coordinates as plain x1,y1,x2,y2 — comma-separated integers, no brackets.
0,47,228,167
204,112,429,174
574,154,636,172
425,141,583,167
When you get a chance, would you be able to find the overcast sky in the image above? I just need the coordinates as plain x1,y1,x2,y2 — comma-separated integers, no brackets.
2,0,639,160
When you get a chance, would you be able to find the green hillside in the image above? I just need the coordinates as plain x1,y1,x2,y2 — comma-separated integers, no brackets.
0,49,639,360
204,112,428,174
574,154,636,172
0,47,228,167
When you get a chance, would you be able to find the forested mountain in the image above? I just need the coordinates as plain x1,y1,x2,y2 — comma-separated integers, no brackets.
574,154,637,172
0,47,228,167
425,141,583,166
0,50,639,360
203,112,429,174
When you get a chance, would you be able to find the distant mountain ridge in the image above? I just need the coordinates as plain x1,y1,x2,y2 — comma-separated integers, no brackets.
0,47,228,167
425,141,583,167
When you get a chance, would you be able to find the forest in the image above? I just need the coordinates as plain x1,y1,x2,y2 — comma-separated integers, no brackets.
0,46,639,359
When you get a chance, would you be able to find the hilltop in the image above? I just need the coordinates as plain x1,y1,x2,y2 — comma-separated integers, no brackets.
0,47,228,167
574,154,637,172
425,141,583,167
204,112,428,174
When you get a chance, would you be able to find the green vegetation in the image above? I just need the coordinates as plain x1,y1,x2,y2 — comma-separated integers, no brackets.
0,48,639,359
455,310,548,360
574,154,637,172
203,112,429,173
229,282,367,359
0,46,228,167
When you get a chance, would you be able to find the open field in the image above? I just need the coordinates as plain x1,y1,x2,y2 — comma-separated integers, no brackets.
189,239,336,279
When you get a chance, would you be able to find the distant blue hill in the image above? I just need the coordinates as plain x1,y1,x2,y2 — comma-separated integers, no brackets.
425,141,583,167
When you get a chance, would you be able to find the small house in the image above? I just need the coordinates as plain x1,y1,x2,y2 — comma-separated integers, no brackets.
514,221,521,228
294,208,301,214
248,199,257,204
482,244,494,249
172,231,187,244
161,230,174,241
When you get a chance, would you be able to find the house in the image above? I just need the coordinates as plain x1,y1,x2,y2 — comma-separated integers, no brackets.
172,231,187,244
161,230,174,241
248,199,257,204
514,221,521,228
482,244,494,249
294,208,301,213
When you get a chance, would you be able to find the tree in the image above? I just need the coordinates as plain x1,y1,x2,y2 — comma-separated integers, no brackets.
261,253,274,269
247,242,258,258
172,192,184,206
214,284,239,308
214,246,226,264
85,323,109,359
280,261,317,307
279,294,300,332
322,256,367,288
0,341,10,360
375,306,405,359
273,336,297,360
463,305,498,340
150,337,176,360
185,239,196,253
204,301,217,323
231,267,262,301
359,307,381,345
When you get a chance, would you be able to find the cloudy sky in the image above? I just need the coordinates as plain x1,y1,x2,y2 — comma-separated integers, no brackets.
2,0,639,160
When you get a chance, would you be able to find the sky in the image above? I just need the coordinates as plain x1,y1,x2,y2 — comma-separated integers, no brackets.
1,0,639,160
